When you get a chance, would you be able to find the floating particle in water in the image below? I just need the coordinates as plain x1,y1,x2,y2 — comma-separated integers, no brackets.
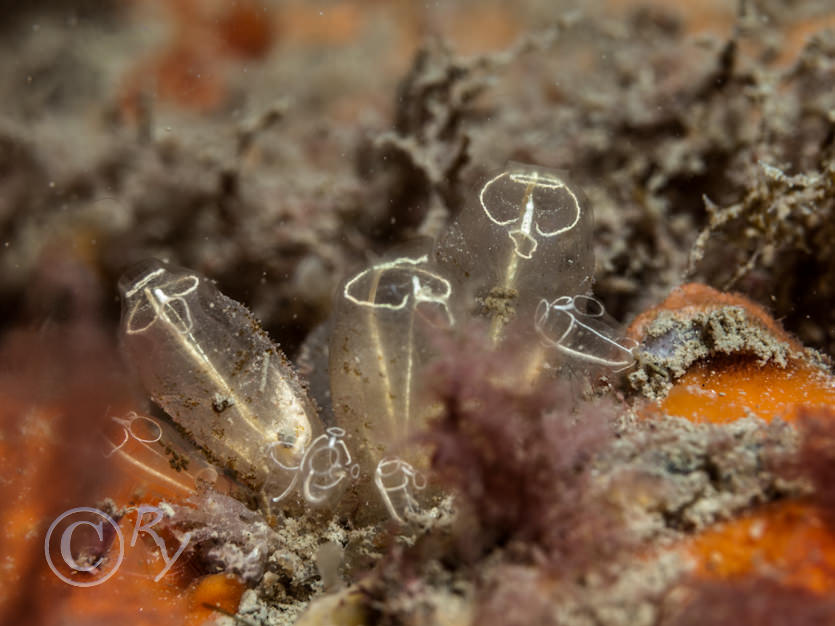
118,259,323,499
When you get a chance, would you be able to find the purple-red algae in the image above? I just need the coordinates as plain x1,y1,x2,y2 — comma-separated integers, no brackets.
424,326,622,568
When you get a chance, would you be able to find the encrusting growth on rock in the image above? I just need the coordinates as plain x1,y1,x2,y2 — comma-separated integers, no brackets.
628,283,835,424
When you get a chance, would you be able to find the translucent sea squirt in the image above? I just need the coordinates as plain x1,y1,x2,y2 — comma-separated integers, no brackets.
535,295,637,373
118,259,322,497
102,409,229,499
329,250,454,521
434,163,595,345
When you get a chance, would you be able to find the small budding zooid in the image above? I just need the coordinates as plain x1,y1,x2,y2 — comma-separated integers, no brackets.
535,295,638,372
118,259,354,506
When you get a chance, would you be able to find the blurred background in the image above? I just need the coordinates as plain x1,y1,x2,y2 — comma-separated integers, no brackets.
1,1,835,624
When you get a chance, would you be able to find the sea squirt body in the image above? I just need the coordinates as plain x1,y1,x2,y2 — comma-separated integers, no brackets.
329,247,454,521
118,259,322,495
434,163,596,344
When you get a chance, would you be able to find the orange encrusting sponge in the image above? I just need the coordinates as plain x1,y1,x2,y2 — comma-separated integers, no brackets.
187,574,248,626
660,358,835,424
686,500,835,594
632,286,835,595
630,283,835,424
629,283,804,354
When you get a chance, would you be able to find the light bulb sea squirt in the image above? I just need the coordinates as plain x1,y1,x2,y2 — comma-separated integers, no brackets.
434,163,596,346
118,259,323,499
118,164,636,522
434,163,635,376
329,250,454,521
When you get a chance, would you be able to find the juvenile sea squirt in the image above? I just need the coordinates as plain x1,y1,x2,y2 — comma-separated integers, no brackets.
118,259,324,499
102,409,230,499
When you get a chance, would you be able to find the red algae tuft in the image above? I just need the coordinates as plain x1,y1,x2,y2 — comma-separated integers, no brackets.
424,326,623,569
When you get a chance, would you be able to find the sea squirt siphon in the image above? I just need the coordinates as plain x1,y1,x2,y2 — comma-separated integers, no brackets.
118,259,325,501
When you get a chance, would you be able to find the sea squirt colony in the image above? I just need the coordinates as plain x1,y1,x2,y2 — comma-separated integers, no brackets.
118,163,636,521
